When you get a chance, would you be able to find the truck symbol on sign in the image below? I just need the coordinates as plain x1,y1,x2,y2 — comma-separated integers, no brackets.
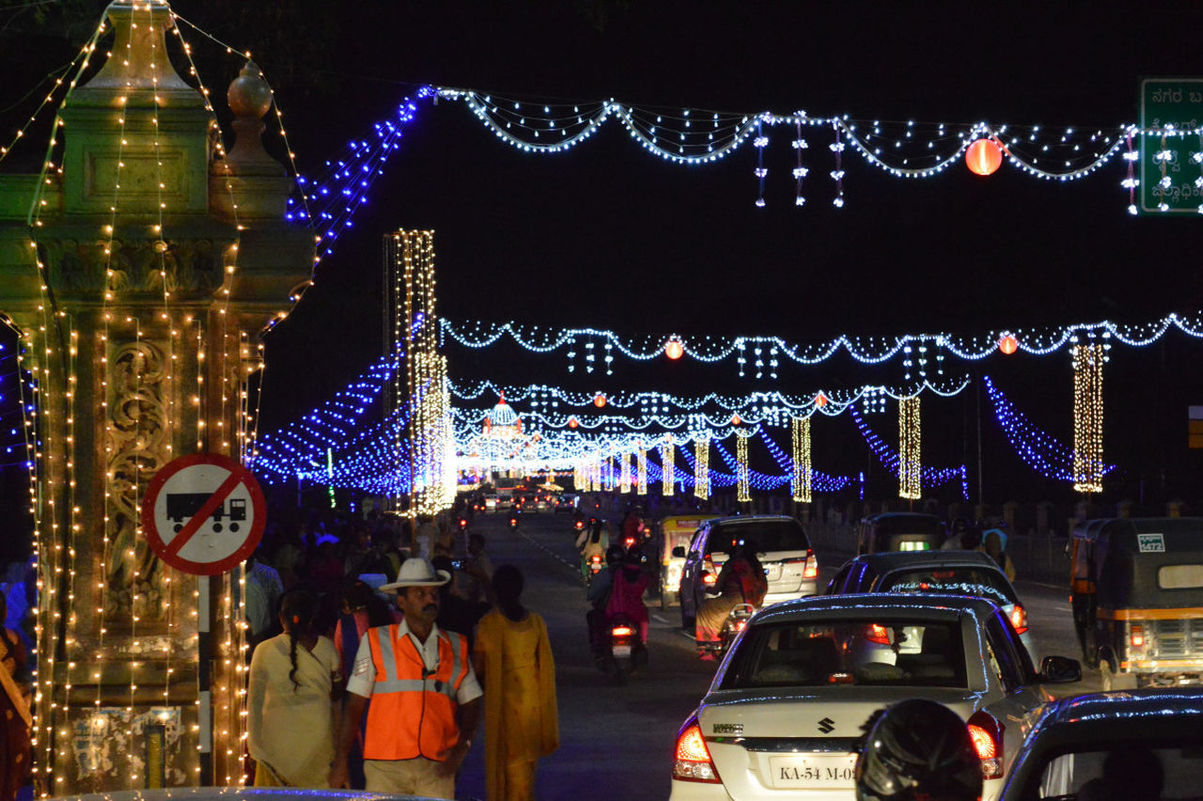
165,493,247,534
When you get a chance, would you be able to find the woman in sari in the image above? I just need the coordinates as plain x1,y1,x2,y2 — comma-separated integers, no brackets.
474,565,559,801
0,593,31,801
695,540,768,658
248,588,343,787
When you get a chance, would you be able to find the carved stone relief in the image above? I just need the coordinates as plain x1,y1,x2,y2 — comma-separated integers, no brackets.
44,238,223,297
103,339,172,622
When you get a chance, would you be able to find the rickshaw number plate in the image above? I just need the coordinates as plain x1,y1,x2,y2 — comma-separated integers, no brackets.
1138,533,1166,553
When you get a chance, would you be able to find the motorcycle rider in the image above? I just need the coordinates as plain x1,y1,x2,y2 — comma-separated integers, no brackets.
605,548,650,649
575,517,609,578
695,539,767,660
585,545,626,664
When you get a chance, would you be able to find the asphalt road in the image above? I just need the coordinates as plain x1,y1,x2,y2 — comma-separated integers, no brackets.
452,507,1098,801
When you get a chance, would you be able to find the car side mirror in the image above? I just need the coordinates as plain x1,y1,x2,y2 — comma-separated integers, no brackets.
1040,655,1082,684
672,546,686,558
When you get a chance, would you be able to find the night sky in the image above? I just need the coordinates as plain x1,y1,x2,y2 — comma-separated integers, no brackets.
5,1,1203,512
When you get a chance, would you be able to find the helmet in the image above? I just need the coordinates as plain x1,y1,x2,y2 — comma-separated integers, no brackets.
855,699,981,801
605,544,625,565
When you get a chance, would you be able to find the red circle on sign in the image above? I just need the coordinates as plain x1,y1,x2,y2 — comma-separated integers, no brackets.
141,453,267,576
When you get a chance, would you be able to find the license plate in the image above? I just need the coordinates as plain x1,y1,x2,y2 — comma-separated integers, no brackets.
612,644,631,658
768,754,857,789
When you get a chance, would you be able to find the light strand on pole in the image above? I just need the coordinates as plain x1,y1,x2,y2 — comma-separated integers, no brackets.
636,443,647,496
1072,342,1106,494
736,431,751,502
791,416,812,503
694,435,710,501
661,434,675,496
898,396,922,500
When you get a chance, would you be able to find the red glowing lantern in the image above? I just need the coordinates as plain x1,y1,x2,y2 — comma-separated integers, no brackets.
731,413,741,426
665,338,684,360
998,334,1018,355
966,138,1003,176
815,393,828,408
593,393,606,408
568,416,579,428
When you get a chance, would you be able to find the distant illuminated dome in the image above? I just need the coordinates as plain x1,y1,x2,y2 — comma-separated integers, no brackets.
483,393,523,438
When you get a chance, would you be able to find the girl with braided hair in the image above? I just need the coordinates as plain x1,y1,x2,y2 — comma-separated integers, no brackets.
248,587,343,787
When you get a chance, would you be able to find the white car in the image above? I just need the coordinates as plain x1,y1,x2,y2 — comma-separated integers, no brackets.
670,594,1081,801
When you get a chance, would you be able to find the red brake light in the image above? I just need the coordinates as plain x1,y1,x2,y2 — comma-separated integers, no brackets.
590,554,602,564
673,722,721,783
702,572,718,586
611,625,633,637
967,711,1004,779
803,552,818,579
866,623,890,645
1009,604,1029,635
1131,624,1145,648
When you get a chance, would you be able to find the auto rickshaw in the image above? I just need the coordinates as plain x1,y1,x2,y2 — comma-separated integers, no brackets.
856,512,945,555
656,514,716,608
1070,517,1203,690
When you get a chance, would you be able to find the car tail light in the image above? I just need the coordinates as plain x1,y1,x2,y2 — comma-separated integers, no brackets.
866,623,891,645
804,551,818,579
1008,604,1029,635
1130,624,1145,649
672,719,722,784
967,711,1004,779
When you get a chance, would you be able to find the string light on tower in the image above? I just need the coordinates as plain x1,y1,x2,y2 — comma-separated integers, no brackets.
1071,341,1107,493
791,416,812,503
898,396,922,500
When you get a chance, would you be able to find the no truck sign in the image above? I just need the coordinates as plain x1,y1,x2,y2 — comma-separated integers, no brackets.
141,453,267,575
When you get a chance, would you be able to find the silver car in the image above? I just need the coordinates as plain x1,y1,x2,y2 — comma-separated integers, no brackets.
669,594,1081,801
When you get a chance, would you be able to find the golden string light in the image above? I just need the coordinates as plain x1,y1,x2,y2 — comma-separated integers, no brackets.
619,451,631,493
899,395,922,500
791,416,812,503
736,431,751,502
636,442,648,496
694,434,710,501
1072,343,1105,494
661,434,675,497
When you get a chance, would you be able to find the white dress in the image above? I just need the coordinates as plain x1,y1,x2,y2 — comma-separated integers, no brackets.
248,633,340,787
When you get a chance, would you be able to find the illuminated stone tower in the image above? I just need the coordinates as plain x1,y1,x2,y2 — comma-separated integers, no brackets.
0,0,311,791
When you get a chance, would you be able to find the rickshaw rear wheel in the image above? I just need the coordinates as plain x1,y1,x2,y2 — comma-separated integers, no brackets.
1101,665,1137,692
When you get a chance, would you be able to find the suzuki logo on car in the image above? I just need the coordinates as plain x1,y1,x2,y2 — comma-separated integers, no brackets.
817,717,835,734
713,723,743,735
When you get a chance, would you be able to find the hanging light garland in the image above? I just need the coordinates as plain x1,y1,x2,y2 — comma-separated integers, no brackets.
899,396,922,500
1072,341,1107,494
791,416,812,503
441,311,1203,374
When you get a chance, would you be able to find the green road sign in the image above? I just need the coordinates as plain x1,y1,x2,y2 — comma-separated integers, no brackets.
1140,78,1203,215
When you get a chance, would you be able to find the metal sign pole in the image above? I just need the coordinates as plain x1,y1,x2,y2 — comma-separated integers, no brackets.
197,575,213,785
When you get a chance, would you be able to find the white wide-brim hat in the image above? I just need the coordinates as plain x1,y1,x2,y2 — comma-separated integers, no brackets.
379,557,451,591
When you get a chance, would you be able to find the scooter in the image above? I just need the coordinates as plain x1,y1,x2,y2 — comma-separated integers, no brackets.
586,552,604,584
508,512,520,531
603,613,646,685
696,594,758,661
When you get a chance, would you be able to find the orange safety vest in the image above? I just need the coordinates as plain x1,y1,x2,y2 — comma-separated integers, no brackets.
363,623,470,762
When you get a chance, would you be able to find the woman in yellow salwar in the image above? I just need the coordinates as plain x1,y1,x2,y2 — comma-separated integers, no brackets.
474,565,559,801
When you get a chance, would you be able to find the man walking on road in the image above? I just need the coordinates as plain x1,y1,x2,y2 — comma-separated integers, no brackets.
330,557,482,799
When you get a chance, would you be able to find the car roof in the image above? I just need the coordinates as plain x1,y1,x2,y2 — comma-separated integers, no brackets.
1025,689,1203,746
753,592,999,625
841,549,999,572
705,514,798,526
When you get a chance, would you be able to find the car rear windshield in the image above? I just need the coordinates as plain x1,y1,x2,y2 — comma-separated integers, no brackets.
720,619,966,689
712,520,809,553
1036,743,1203,800
880,567,1018,606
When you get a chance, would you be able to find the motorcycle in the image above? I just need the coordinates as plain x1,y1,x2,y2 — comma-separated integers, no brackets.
508,512,520,531
457,516,469,533
586,552,604,584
